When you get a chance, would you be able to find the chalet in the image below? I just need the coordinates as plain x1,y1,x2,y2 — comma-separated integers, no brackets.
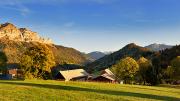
55,69,89,81
92,69,116,83
6,69,23,79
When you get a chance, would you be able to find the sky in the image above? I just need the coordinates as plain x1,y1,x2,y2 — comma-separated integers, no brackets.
0,0,180,53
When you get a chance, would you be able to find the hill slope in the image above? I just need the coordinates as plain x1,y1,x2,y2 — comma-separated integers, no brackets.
159,45,180,68
86,43,155,72
0,22,89,68
0,38,89,66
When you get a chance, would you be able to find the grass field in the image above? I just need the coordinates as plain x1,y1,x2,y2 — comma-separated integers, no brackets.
0,80,179,101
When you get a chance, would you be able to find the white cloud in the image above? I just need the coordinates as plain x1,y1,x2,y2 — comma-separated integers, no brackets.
0,0,113,16
0,0,117,5
88,0,110,4
135,19,151,23
64,22,75,27
0,0,30,16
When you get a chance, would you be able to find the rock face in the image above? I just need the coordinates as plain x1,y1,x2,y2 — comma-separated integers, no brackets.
0,22,90,66
0,23,52,44
145,43,173,51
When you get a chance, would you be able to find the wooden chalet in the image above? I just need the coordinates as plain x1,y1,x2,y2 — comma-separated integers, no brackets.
55,69,89,81
92,69,116,83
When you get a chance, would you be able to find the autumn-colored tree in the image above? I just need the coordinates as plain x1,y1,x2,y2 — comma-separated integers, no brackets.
137,57,152,85
20,44,55,79
111,57,139,84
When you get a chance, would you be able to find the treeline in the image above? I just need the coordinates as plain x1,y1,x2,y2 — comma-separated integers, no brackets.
0,43,86,80
0,38,89,66
0,38,90,80
0,44,55,79
110,45,180,85
0,40,179,85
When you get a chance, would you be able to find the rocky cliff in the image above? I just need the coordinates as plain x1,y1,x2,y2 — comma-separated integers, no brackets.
0,23,52,44
0,22,90,67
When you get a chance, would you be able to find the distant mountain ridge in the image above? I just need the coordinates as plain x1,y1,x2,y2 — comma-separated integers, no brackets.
145,43,173,51
87,51,107,61
87,43,172,62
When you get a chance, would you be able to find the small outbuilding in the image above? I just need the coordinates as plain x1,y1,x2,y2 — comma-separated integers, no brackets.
55,69,89,81
0,63,24,80
5,69,23,79
8,69,18,77
92,69,116,83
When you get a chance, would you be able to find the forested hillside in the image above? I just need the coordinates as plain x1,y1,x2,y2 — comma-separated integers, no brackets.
0,37,89,68
86,43,155,73
0,22,90,69
159,45,180,68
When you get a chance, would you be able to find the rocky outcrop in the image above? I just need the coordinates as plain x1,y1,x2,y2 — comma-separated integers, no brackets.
0,23,52,44
145,43,173,51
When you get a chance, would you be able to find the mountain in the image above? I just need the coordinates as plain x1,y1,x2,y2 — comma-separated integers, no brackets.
0,22,90,68
87,51,106,61
0,23,52,44
145,43,173,51
86,43,155,73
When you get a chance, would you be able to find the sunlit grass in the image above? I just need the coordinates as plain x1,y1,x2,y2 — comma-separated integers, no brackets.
0,80,179,101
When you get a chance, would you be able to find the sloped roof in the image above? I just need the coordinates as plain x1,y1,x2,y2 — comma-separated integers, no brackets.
101,73,115,81
93,69,115,81
101,69,115,81
8,69,17,75
59,69,89,81
104,69,114,76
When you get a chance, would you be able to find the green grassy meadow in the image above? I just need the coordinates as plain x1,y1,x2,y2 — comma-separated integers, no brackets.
0,80,179,101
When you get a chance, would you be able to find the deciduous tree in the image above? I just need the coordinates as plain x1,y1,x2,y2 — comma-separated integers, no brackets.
137,57,152,85
111,57,139,84
20,44,55,79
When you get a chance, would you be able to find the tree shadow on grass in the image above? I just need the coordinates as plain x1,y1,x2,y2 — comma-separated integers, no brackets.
0,81,179,101
120,86,180,95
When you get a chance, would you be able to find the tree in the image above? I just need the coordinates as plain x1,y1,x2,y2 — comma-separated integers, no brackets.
148,57,161,85
20,55,33,79
0,52,7,73
165,66,174,83
20,44,55,79
137,57,152,85
111,57,139,84
170,56,180,80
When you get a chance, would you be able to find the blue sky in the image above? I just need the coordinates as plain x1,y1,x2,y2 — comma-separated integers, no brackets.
0,0,180,53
